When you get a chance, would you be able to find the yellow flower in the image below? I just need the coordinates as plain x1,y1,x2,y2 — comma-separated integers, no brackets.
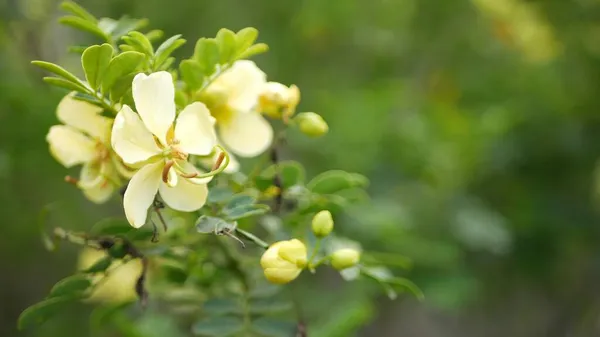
46,93,119,203
311,210,334,238
258,82,300,120
77,248,142,304
330,248,361,270
202,60,273,158
111,71,219,228
260,239,307,284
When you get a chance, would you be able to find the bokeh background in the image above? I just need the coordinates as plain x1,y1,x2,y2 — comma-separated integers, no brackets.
3,0,600,336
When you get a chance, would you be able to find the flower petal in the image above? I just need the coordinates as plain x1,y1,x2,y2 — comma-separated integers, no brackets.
123,161,163,228
219,111,273,157
46,125,97,167
132,72,176,145
112,105,162,165
176,160,213,185
212,60,266,112
57,92,112,143
79,162,114,204
174,102,217,156
159,177,208,212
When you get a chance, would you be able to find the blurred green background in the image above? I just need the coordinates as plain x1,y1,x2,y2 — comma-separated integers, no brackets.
3,0,600,336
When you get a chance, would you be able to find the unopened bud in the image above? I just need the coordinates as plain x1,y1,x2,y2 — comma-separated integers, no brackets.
259,82,301,120
295,112,328,137
330,248,360,270
311,210,334,238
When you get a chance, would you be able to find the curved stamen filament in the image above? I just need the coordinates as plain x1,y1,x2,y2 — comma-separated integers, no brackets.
162,160,175,183
173,145,231,182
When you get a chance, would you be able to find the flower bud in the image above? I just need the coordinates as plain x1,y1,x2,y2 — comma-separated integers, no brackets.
311,210,334,238
78,248,143,303
258,82,300,119
330,248,361,270
260,239,307,284
295,112,328,137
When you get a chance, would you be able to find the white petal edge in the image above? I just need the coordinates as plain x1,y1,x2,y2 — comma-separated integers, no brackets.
214,60,266,112
159,177,208,212
111,105,162,165
57,92,112,143
47,125,97,167
123,161,163,228
132,72,176,145
174,102,217,156
219,111,273,157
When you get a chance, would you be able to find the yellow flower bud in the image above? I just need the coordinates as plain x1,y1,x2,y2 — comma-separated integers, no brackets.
77,248,143,303
330,248,361,270
295,112,328,137
311,210,334,238
258,82,301,120
260,239,307,284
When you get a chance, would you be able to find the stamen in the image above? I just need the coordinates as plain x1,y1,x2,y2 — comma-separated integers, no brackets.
179,171,198,178
162,160,174,183
212,152,226,171
64,176,79,185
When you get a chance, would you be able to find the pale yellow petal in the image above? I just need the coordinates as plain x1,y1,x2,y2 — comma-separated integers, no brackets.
219,111,273,157
213,60,266,112
46,125,97,167
132,72,176,145
57,92,112,143
263,267,302,284
123,161,163,228
79,162,114,203
111,105,162,165
158,177,208,212
176,160,213,185
174,102,217,156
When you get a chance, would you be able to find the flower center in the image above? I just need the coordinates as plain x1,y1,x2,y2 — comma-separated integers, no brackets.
209,103,234,126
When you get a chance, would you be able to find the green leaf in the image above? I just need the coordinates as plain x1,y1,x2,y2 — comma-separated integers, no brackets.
72,92,102,106
81,44,113,91
248,298,292,315
256,161,306,191
146,29,164,42
59,16,108,41
31,61,83,86
60,1,97,23
307,170,369,195
18,297,76,330
192,317,244,336
223,204,270,221
235,27,258,55
68,45,88,54
42,77,88,93
202,298,241,316
154,35,186,70
207,186,235,204
225,194,256,209
124,31,154,55
196,215,235,234
216,28,236,63
99,17,149,39
194,38,220,76
249,284,281,299
239,43,269,59
83,256,113,273
180,60,204,90
90,218,133,236
251,318,296,337
109,73,136,103
90,301,135,331
49,275,91,298
101,51,145,95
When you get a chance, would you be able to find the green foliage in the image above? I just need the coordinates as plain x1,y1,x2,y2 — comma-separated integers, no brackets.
81,44,114,91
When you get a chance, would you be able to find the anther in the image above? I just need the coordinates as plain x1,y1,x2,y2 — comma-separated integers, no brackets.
162,160,174,183
212,152,226,171
64,176,79,185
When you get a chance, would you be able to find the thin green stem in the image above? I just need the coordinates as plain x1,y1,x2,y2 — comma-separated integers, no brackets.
307,238,322,272
235,228,269,249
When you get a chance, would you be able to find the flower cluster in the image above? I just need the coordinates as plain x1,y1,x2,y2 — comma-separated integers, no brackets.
46,61,328,228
